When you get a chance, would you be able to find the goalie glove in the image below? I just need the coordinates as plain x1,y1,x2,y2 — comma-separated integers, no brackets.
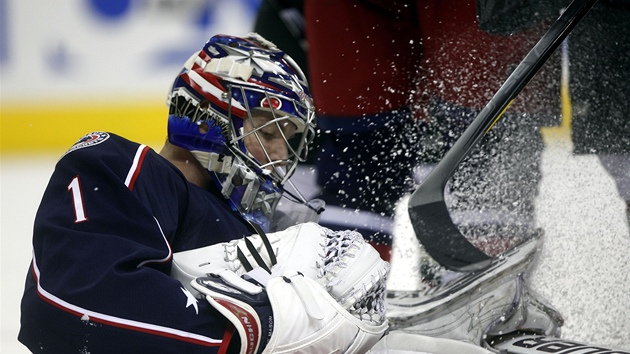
171,223,327,285
171,222,390,318
192,269,389,354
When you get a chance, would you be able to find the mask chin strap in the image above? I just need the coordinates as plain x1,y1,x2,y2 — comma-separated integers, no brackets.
191,150,281,221
222,160,281,217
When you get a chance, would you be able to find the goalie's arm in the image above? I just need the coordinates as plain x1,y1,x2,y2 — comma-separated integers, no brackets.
19,136,251,353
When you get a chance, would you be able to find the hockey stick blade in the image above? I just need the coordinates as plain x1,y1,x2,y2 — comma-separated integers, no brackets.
408,0,597,272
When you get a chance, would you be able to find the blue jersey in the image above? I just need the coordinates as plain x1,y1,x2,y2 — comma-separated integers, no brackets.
19,132,255,353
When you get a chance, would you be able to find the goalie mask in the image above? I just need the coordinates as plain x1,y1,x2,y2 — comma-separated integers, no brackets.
167,33,316,229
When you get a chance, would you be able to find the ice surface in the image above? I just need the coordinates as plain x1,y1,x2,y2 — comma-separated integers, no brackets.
530,139,630,348
388,138,630,349
1,154,59,354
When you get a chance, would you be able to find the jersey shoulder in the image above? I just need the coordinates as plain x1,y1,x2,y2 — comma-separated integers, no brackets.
63,131,142,160
58,132,160,180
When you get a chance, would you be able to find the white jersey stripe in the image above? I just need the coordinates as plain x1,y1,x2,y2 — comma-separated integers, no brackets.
137,217,173,268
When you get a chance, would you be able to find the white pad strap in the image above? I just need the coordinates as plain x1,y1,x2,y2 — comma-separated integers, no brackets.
215,268,263,295
243,267,272,287
205,58,253,81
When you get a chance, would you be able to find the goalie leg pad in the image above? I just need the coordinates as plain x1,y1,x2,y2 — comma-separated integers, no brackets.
368,331,495,354
386,237,564,348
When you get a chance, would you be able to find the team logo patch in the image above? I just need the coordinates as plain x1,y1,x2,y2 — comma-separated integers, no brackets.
65,132,110,155
260,96,282,110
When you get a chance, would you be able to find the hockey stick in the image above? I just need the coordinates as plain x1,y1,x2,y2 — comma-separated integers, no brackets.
408,0,597,272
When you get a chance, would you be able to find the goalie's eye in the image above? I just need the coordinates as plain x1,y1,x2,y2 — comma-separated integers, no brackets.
243,113,298,168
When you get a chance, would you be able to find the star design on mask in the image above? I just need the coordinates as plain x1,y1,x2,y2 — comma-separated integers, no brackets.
181,287,199,315
215,42,288,77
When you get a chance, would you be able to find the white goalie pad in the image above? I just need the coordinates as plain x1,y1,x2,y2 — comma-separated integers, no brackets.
368,331,494,354
386,236,563,348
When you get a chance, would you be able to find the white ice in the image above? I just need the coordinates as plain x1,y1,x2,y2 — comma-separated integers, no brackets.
2,154,59,353
531,139,630,347
388,138,630,350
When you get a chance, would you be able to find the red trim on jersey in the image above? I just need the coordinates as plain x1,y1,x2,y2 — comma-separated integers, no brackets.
125,145,150,191
218,323,236,354
30,256,221,348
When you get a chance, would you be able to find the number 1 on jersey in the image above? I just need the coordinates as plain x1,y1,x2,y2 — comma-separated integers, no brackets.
67,176,88,223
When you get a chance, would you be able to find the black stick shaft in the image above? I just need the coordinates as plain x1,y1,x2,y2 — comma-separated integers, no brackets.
408,0,597,272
